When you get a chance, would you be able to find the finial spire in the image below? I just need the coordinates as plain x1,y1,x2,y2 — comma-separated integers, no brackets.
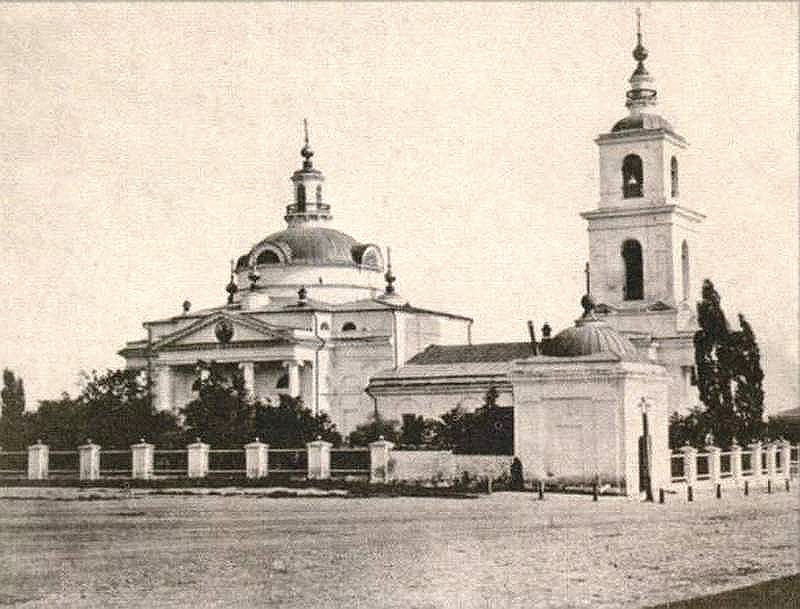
384,247,396,295
584,261,591,295
226,259,238,305
300,118,314,169
626,9,657,113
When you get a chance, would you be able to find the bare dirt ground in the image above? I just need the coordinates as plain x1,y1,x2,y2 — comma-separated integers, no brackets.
0,486,796,608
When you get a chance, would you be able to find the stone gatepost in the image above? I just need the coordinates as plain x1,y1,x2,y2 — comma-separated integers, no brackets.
306,438,332,480
369,438,395,484
780,440,792,478
78,441,101,481
187,440,210,478
27,441,49,480
245,438,269,479
730,442,742,481
748,441,763,480
131,440,154,480
681,444,697,486
765,442,778,479
707,445,721,485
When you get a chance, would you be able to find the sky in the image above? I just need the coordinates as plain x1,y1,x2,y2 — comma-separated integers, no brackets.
0,3,797,414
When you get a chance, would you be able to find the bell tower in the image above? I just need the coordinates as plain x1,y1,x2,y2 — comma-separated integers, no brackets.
581,12,704,335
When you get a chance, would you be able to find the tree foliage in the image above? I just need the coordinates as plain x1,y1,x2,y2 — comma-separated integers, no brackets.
182,362,341,447
0,369,27,449
27,369,182,449
347,413,400,446
672,279,765,448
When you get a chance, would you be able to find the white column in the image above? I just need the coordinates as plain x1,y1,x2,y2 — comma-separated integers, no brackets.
131,440,154,480
284,361,301,398
239,362,255,399
780,440,792,478
730,442,742,481
369,438,395,484
79,441,101,481
748,441,763,480
156,365,173,412
681,445,697,486
306,438,331,480
187,440,209,478
27,441,49,480
765,442,778,479
245,439,269,479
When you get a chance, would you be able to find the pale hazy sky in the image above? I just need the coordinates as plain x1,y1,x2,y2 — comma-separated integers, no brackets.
1,3,797,413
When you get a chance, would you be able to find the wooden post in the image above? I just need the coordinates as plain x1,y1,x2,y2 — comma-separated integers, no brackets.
687,485,693,502
658,488,665,504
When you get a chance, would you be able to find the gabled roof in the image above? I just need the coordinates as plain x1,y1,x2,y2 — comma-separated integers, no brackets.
407,342,535,365
151,311,311,351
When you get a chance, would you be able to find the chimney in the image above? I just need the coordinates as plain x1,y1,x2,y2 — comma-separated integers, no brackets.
527,320,538,356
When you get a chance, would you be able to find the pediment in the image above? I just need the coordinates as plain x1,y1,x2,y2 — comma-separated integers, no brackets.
153,313,296,351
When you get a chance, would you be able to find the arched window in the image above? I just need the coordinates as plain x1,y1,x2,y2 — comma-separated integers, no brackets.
296,184,306,210
342,322,357,332
681,240,690,301
319,322,330,331
671,156,679,198
622,154,643,198
276,374,288,390
256,249,280,265
622,239,644,300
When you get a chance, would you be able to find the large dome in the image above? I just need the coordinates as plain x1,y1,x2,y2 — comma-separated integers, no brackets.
236,226,381,270
541,296,640,360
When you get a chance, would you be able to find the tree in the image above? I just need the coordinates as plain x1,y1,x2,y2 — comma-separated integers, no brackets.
0,369,26,450
688,279,765,447
429,387,514,454
27,369,182,449
182,362,342,448
181,362,256,447
254,394,341,448
348,413,400,446
1,369,25,419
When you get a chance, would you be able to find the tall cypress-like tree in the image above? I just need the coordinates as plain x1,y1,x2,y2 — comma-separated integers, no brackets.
693,279,764,447
0,369,27,449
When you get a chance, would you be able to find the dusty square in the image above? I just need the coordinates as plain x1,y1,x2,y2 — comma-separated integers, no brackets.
0,487,796,608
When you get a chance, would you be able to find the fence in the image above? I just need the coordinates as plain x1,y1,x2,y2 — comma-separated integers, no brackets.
669,441,798,489
0,439,370,482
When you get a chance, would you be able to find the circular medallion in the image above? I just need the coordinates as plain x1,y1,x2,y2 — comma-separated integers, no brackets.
214,319,234,344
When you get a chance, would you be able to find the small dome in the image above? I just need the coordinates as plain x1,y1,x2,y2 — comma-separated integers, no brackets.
542,297,640,360
612,113,674,133
240,227,379,269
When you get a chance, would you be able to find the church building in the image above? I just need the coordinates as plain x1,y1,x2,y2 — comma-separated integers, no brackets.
120,17,703,492
119,123,472,434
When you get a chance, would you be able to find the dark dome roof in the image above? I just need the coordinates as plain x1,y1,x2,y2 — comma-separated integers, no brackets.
241,227,375,268
542,297,640,360
612,113,674,133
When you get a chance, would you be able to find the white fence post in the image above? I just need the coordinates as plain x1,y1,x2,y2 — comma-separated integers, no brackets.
765,442,778,479
369,438,395,484
78,441,101,481
780,440,792,478
730,442,742,481
681,445,698,486
245,438,269,479
131,440,154,480
748,441,763,480
187,440,209,478
306,438,332,480
27,441,49,480
708,445,721,485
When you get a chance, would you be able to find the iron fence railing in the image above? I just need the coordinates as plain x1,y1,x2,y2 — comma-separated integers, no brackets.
268,449,308,474
330,448,370,475
208,449,246,475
